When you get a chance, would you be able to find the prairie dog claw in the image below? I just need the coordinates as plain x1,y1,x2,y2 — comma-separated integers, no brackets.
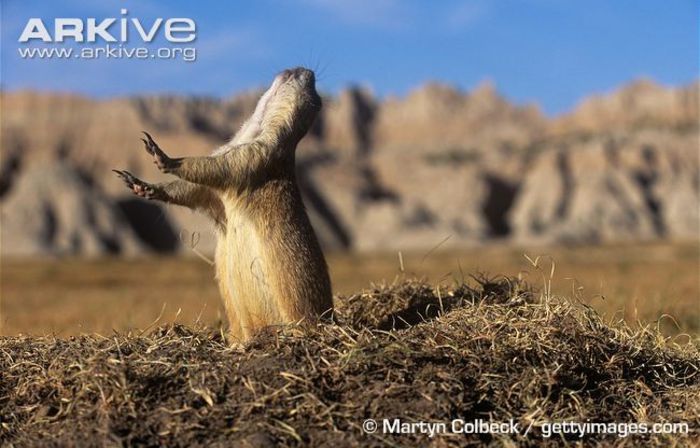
141,131,181,173
112,169,161,200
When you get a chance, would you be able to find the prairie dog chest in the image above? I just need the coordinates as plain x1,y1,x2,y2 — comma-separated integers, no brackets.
222,199,273,294
225,200,264,266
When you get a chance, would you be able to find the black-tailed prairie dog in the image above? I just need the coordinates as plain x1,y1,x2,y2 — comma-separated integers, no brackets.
114,67,333,342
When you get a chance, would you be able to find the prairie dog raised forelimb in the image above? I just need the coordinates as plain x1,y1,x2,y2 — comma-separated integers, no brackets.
111,173,226,230
114,67,333,342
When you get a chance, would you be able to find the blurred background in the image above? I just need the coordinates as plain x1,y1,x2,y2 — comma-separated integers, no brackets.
1,1,698,336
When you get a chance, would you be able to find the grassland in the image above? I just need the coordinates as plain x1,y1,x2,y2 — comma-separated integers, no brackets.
1,242,698,337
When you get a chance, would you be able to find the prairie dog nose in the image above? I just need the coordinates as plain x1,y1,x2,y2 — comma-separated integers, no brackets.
297,68,314,82
278,67,314,82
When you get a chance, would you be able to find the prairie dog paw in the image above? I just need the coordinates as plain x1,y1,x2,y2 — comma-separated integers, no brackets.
141,131,181,174
112,169,161,200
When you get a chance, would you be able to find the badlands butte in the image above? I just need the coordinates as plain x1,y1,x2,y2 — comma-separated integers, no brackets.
1,79,698,256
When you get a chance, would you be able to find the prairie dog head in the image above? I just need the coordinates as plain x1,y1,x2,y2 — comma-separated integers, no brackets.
233,67,321,147
263,67,321,143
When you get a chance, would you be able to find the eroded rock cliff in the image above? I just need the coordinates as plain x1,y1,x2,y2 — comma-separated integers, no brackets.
1,79,697,255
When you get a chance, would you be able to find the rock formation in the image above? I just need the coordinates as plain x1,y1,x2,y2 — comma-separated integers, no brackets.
1,78,697,256
1,162,145,256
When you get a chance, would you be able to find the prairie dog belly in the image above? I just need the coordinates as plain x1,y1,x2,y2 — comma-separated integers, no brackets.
223,210,281,335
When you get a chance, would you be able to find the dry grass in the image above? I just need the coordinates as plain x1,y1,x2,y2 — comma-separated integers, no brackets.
1,278,698,446
1,243,698,337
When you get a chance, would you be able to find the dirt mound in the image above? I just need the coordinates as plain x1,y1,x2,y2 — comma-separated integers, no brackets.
1,279,698,446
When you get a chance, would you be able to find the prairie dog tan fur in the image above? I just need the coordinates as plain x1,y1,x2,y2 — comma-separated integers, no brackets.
114,67,333,342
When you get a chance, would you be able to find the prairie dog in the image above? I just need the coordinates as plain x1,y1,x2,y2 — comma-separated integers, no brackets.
114,67,333,342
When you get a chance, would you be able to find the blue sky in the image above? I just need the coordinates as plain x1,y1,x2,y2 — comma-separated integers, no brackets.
1,0,697,115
